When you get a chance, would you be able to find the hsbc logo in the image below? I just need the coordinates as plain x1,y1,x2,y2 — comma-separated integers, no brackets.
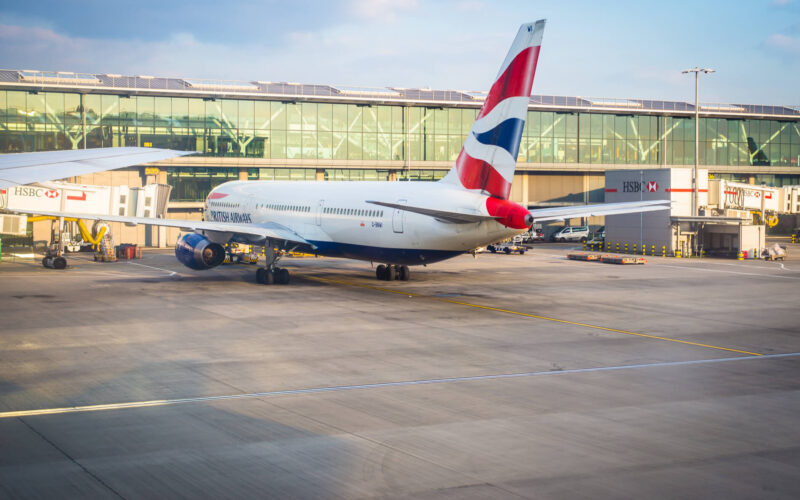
622,181,659,193
13,186,59,198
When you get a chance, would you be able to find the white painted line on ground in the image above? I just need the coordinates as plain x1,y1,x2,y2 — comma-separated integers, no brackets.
125,261,178,276
654,263,800,280
3,352,798,419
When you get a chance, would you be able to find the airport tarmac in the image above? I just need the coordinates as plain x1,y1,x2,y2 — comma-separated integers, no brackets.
1,244,799,499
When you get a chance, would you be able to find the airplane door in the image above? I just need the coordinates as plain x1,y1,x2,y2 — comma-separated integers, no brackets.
392,199,406,233
315,199,324,226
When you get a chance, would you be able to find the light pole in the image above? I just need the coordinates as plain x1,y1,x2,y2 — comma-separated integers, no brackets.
681,67,714,216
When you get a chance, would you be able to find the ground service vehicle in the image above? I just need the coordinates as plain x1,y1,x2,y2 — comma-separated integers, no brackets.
524,228,544,242
594,226,606,240
487,241,527,254
552,226,590,242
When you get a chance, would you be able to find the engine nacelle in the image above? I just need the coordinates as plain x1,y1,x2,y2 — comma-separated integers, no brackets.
175,233,226,270
485,197,533,229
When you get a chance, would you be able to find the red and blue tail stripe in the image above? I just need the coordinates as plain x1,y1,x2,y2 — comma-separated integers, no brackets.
442,20,545,200
472,117,526,159
477,46,541,121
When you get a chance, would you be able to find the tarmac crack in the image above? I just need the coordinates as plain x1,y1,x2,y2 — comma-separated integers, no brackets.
18,417,128,500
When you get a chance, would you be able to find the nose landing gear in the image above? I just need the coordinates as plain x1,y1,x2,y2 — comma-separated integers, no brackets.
376,264,410,281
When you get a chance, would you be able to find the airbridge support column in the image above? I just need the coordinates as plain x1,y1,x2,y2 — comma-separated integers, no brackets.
158,169,169,248
521,172,529,207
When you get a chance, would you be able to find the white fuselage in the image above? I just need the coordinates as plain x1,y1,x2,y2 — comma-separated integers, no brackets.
205,180,523,265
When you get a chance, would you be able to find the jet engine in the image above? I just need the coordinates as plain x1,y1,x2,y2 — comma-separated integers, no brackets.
175,233,226,270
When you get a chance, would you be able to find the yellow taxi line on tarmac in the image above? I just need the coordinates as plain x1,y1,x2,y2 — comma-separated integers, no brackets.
306,276,763,357
0,399,175,419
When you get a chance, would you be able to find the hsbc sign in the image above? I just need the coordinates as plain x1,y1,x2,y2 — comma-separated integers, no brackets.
607,167,706,225
5,185,64,212
622,181,659,193
13,186,59,198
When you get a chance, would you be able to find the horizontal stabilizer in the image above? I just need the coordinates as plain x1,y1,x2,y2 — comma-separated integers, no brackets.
366,201,497,224
529,199,671,222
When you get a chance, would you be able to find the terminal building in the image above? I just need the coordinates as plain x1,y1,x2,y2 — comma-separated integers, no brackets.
1,69,799,246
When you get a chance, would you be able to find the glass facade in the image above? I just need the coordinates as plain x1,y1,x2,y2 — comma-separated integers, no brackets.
2,90,799,167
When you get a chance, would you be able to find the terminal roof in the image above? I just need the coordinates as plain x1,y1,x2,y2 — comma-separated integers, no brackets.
2,69,798,119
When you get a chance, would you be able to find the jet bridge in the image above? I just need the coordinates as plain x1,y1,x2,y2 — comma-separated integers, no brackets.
0,181,172,265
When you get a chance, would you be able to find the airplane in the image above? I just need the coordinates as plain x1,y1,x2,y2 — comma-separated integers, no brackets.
1,20,670,284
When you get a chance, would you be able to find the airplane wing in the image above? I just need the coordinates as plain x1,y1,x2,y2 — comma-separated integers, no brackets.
0,147,192,189
528,200,671,222
10,208,312,247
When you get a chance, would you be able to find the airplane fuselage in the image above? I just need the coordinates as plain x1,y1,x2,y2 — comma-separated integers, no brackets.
205,180,524,265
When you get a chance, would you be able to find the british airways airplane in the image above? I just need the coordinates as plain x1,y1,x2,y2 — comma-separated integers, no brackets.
1,20,668,283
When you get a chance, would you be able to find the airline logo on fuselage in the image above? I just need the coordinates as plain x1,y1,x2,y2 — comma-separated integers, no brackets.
209,211,252,223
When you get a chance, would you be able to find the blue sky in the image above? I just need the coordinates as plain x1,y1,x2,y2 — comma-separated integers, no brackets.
1,0,798,105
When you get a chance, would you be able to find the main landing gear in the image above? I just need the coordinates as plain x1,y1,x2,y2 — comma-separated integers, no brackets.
376,264,410,281
255,241,291,285
256,266,290,285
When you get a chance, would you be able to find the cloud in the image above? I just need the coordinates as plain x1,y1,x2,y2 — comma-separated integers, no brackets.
765,33,800,54
0,24,64,43
347,0,418,21
770,0,792,6
0,20,499,89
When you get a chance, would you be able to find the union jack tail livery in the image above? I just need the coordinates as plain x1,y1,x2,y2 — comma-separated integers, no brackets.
442,19,545,200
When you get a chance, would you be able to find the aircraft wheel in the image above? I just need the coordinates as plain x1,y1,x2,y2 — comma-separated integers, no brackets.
42,257,48,267
276,268,290,285
398,265,410,281
53,256,67,269
376,264,387,280
256,268,266,284
385,265,396,281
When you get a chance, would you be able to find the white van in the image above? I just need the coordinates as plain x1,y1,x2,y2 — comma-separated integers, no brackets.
552,226,590,242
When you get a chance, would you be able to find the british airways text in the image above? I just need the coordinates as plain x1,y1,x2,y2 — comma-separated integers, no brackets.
209,211,252,223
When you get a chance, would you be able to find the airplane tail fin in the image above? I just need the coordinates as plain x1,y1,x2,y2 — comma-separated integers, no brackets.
441,20,545,200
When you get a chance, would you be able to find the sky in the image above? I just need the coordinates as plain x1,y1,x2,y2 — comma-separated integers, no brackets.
0,0,798,105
